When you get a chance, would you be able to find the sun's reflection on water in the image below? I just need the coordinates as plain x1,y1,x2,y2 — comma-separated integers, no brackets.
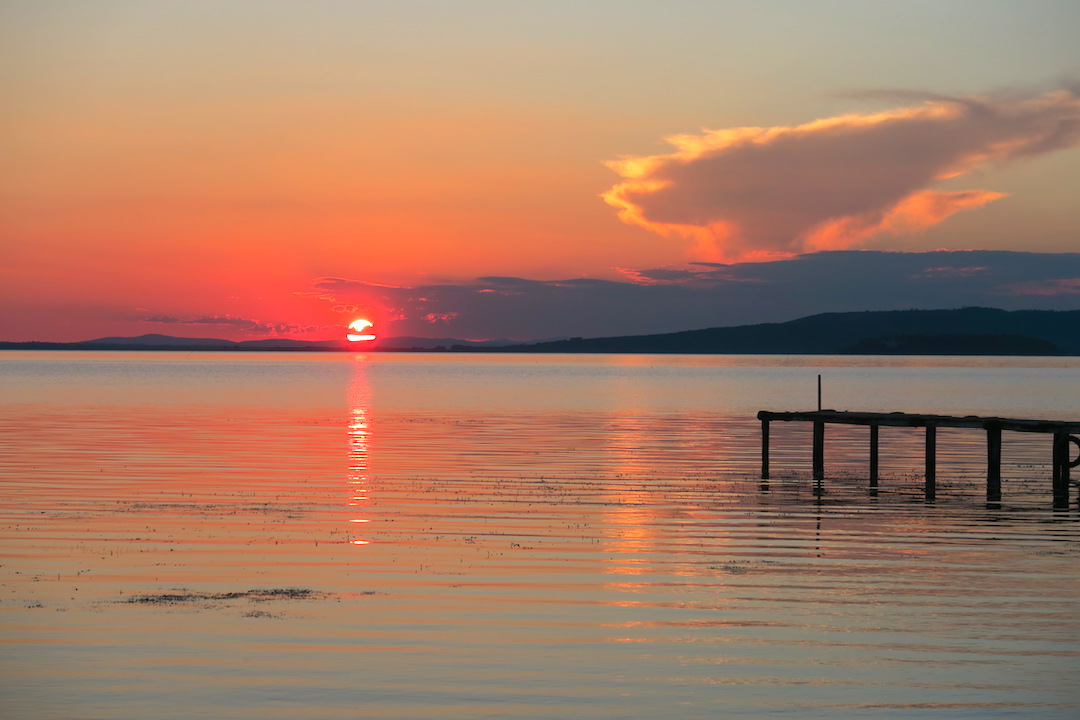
347,356,372,546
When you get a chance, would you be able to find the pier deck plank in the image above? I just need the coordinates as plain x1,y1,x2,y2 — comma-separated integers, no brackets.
757,410,1080,434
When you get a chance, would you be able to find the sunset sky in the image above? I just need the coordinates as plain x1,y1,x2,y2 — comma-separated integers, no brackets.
3,0,1080,342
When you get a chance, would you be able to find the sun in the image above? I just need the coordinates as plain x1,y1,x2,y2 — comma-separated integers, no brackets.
346,319,377,342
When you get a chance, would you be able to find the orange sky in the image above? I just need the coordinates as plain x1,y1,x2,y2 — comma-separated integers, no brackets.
2,1,1080,341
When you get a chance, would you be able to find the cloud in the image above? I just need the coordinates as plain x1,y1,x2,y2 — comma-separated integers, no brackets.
1001,277,1080,296
311,251,1080,340
143,314,325,335
915,266,989,279
603,88,1080,261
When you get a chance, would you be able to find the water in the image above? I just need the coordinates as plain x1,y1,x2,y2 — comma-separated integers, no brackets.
1,351,1079,719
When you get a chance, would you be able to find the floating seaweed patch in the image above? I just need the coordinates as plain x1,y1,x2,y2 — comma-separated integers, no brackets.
123,588,326,605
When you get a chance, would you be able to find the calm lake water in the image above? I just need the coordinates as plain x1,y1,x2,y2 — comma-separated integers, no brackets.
2,351,1079,719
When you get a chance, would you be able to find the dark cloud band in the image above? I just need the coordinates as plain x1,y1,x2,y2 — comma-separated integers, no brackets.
312,251,1080,340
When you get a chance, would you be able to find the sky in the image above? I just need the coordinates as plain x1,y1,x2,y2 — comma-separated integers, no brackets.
2,0,1080,342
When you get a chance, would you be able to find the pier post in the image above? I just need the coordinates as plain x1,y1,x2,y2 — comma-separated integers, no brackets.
1072,436,1080,475
1051,433,1060,499
760,419,770,479
1052,433,1069,508
986,425,1002,502
812,421,825,481
925,425,937,500
1068,436,1080,507
869,424,879,488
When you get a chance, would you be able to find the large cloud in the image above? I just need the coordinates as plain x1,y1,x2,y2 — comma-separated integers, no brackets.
311,251,1080,340
603,89,1080,260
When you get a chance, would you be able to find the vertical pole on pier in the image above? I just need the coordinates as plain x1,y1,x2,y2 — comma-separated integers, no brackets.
986,425,1001,502
869,424,879,489
812,421,825,481
760,419,770,480
925,424,937,501
817,375,822,411
1052,433,1068,508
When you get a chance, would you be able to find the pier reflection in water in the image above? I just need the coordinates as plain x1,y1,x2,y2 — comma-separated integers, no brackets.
1,351,1078,719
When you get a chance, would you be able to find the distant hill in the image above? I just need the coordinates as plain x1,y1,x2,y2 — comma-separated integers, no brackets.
2,308,1077,355
377,336,518,350
0,333,517,352
78,333,239,348
504,308,1080,355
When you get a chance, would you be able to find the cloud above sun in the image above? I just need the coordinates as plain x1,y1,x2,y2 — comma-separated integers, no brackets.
603,88,1080,261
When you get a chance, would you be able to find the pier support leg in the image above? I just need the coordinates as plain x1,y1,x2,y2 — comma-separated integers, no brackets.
986,426,1001,502
869,424,879,489
925,425,937,501
760,420,770,480
812,421,825,481
1052,433,1069,508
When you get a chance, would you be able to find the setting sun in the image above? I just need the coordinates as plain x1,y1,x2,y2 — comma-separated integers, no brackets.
346,319,377,342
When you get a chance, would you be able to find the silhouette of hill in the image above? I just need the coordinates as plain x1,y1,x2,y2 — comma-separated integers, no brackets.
505,308,1080,355
377,336,518,350
2,308,1077,355
0,333,516,351
79,333,238,348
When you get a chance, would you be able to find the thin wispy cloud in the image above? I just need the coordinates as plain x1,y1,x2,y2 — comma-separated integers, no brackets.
1002,277,1080,296
143,315,325,336
603,88,1080,261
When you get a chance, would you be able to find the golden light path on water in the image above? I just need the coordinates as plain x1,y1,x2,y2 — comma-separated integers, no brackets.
0,351,1078,719
348,359,372,545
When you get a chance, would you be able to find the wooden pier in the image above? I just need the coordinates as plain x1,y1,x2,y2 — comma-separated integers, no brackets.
757,410,1080,506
